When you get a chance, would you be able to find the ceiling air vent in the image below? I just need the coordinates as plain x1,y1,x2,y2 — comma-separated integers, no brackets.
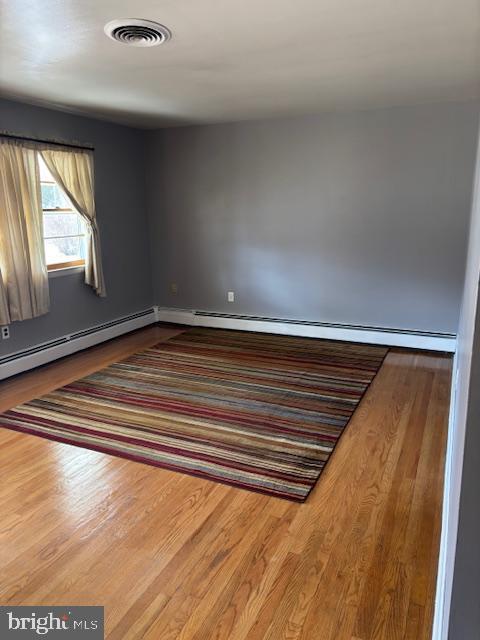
104,19,171,47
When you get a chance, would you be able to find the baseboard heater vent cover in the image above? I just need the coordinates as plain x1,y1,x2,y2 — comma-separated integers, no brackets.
194,311,456,339
156,307,456,353
0,308,157,379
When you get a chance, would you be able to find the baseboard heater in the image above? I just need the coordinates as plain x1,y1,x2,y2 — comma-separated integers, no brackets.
157,307,456,353
0,307,157,380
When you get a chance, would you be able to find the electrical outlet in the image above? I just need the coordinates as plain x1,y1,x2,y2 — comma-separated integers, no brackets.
227,291,235,302
170,283,178,294
1,326,10,340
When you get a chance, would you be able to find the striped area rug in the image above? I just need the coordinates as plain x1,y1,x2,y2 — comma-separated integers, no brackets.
0,328,387,501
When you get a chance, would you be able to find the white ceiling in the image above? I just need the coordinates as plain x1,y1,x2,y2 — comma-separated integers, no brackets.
1,0,479,128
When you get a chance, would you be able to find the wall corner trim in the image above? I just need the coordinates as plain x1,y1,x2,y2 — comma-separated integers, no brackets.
157,307,457,352
432,351,461,640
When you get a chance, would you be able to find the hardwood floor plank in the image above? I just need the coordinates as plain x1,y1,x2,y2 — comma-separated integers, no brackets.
0,327,451,639
180,513,282,640
358,371,433,640
235,552,302,640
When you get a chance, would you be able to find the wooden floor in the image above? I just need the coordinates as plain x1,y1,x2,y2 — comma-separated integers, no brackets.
0,325,451,639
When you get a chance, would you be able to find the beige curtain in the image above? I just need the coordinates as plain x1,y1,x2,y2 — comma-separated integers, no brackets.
0,268,9,326
40,148,106,297
0,140,50,323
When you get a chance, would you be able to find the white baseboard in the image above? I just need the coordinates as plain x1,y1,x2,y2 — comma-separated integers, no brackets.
157,307,456,352
0,304,456,381
0,307,158,380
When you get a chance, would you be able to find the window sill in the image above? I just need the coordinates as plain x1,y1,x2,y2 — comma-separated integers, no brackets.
48,266,85,279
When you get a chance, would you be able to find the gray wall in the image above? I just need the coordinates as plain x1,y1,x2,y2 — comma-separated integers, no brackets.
449,302,480,638
446,127,480,639
1,98,478,358
147,101,479,334
0,98,153,356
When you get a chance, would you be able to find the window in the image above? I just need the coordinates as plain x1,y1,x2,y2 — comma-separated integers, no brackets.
39,156,86,271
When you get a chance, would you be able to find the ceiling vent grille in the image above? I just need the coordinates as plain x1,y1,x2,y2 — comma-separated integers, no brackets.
104,19,171,47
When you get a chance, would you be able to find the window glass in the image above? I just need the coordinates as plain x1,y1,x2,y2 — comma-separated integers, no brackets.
39,155,86,270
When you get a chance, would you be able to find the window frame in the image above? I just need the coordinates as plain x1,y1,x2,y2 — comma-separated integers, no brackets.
39,158,86,272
